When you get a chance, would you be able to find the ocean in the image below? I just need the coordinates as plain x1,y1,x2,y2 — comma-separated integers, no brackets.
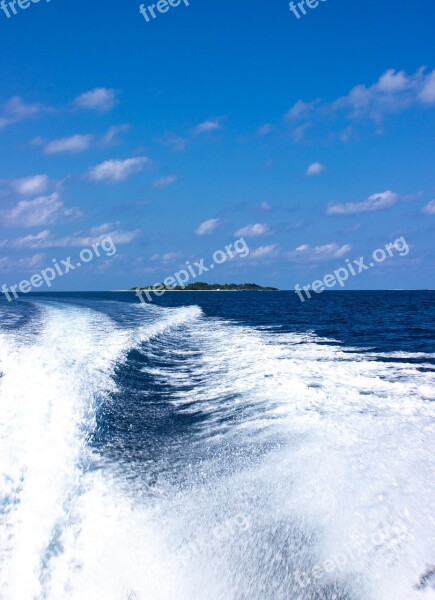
0,291,434,600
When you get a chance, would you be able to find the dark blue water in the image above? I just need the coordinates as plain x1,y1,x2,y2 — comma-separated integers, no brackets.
0,291,434,599
11,289,433,350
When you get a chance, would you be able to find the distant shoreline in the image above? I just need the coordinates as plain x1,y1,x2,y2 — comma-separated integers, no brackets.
129,283,279,293
121,289,280,292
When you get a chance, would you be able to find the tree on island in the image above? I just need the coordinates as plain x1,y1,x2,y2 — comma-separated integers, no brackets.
130,282,278,291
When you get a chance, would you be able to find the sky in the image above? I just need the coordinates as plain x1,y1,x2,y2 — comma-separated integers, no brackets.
0,0,434,291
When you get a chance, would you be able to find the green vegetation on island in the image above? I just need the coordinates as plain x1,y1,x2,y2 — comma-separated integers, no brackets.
131,282,278,291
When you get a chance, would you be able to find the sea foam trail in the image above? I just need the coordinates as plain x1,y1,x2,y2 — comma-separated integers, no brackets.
135,317,435,599
0,301,201,600
0,301,434,599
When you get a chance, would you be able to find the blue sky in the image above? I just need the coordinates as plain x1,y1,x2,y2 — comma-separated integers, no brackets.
0,0,434,290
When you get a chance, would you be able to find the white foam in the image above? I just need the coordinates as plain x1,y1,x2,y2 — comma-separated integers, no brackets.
0,301,201,600
0,302,433,599
138,319,435,599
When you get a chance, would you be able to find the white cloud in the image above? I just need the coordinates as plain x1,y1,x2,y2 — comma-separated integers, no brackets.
0,229,51,249
0,96,47,130
306,162,325,176
0,193,80,228
74,88,117,112
419,71,435,104
89,223,120,235
17,253,46,270
1,227,138,249
327,190,398,215
151,252,183,263
249,244,279,260
333,68,435,119
151,175,177,189
257,124,274,136
101,124,130,146
292,123,312,143
3,96,42,118
260,201,272,212
12,174,49,195
422,199,435,215
195,218,220,236
234,223,271,237
59,229,138,247
162,252,182,262
159,119,222,150
0,257,10,270
286,243,352,261
192,119,221,136
0,253,45,272
88,157,148,183
44,134,92,154
285,68,435,139
285,100,318,121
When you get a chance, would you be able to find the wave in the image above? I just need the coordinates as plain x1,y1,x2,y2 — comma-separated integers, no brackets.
0,299,433,599
0,301,201,600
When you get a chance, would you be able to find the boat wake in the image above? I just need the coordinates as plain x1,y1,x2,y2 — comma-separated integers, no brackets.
0,299,433,599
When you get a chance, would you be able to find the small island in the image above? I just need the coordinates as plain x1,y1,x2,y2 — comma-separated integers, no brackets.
131,282,278,292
